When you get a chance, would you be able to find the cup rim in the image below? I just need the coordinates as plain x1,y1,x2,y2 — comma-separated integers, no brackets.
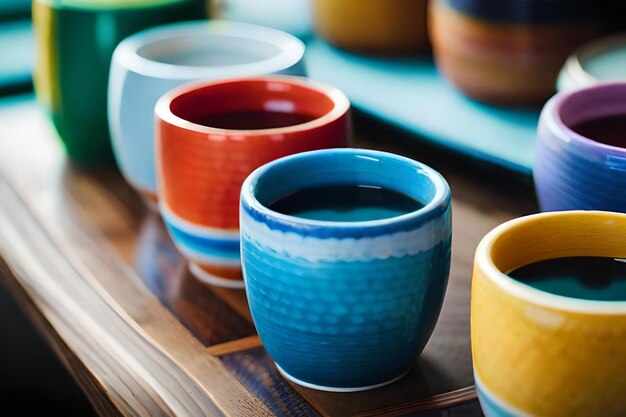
547,82,626,156
155,75,350,136
240,148,451,231
476,210,626,314
112,20,305,79
560,33,626,88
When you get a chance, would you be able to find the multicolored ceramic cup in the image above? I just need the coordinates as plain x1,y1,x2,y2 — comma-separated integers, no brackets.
472,211,626,416
535,82,626,212
313,0,429,54
240,148,452,391
429,0,605,106
109,20,305,206
558,34,626,92
33,0,206,167
155,76,350,288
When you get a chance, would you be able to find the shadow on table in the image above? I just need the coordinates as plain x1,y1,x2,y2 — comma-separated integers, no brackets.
0,280,96,416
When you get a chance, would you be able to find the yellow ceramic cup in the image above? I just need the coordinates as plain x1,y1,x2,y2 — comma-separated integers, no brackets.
472,211,626,417
313,0,428,54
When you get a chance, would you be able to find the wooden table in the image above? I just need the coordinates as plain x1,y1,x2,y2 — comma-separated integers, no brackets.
0,94,537,417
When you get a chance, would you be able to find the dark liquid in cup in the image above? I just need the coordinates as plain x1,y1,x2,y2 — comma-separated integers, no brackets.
571,114,626,147
195,111,317,130
509,257,626,301
268,184,425,222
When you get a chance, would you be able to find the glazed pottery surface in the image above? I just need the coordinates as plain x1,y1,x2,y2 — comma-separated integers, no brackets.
155,76,350,288
33,0,206,167
447,0,600,24
558,34,626,92
240,148,452,391
535,82,626,212
313,0,428,54
109,20,305,203
214,0,312,39
472,211,626,416
430,0,605,106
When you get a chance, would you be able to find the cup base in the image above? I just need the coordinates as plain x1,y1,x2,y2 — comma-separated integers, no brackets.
275,363,410,392
188,262,245,289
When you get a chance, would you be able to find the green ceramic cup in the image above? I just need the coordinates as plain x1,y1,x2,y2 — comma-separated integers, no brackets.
33,0,206,167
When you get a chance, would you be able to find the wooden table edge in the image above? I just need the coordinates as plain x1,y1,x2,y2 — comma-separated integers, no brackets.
0,174,273,417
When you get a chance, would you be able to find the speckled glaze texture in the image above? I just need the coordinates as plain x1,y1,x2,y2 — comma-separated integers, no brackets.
156,76,350,287
109,20,306,203
472,211,626,417
240,149,452,390
535,83,626,212
429,0,605,106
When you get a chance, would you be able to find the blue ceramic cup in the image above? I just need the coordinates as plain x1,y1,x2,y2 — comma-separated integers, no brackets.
535,82,626,212
108,20,305,206
240,148,452,392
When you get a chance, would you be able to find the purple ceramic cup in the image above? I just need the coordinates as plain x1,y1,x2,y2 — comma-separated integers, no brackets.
534,82,626,212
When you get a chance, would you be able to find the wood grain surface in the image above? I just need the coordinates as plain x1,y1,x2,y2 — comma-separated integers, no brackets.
0,95,273,417
0,94,537,416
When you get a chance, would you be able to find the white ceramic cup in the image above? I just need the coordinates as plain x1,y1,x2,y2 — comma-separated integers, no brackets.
108,20,306,206
557,33,626,92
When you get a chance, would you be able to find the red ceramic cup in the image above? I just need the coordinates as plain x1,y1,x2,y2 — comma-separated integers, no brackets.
155,76,351,288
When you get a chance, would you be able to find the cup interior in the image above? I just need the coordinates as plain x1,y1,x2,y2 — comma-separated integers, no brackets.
251,150,443,223
558,83,626,147
489,212,626,279
118,21,305,79
137,34,283,67
169,78,337,130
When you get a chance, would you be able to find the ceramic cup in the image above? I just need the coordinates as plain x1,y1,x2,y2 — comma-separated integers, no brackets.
155,76,350,288
313,0,429,55
429,0,605,106
240,148,452,391
32,0,206,167
472,211,626,416
212,0,312,39
535,82,626,212
558,34,626,92
109,20,306,206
